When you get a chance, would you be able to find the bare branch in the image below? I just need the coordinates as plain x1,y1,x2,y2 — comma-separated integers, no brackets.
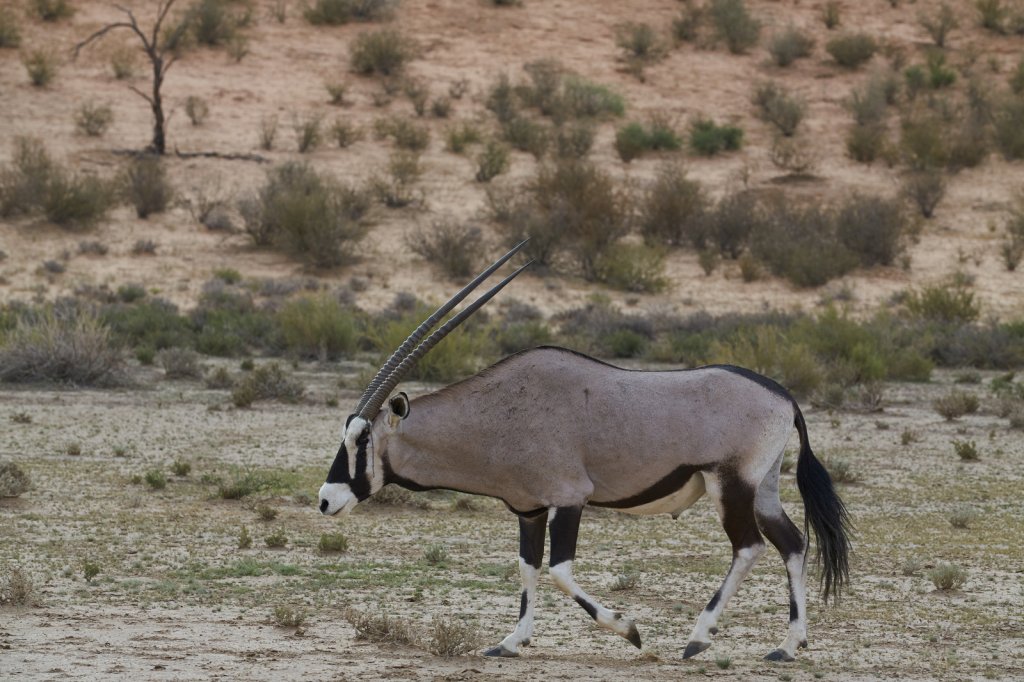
72,21,136,59
128,84,155,107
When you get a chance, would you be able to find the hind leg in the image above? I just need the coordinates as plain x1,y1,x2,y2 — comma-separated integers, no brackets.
755,463,808,662
684,472,766,659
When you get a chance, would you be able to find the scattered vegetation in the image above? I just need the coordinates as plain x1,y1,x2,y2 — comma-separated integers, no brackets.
0,8,22,49
929,562,967,591
708,0,761,54
407,221,487,281
272,604,306,627
344,607,417,645
952,439,980,461
614,117,682,162
826,33,878,68
426,615,481,658
0,462,31,497
350,29,414,77
231,363,305,407
934,390,980,420
768,26,814,67
144,469,167,490
689,118,743,155
159,348,203,379
319,532,349,553
0,566,36,606
752,81,806,137
122,156,174,218
22,49,57,87
75,102,114,137
265,528,288,548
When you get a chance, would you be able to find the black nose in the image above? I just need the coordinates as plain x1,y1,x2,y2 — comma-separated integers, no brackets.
319,498,329,514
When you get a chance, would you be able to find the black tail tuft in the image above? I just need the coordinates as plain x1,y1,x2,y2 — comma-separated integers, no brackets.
794,407,852,603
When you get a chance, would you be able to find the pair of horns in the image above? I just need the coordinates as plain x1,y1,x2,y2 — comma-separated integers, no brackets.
354,240,531,422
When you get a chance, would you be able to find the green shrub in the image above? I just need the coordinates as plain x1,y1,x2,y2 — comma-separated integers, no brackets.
0,307,127,386
751,201,858,287
929,562,967,591
75,102,114,137
265,529,288,548
475,139,510,182
350,29,413,77
673,2,704,42
0,8,21,48
171,459,191,476
768,26,814,67
710,326,823,398
278,294,358,360
102,298,194,352
834,193,907,266
240,162,369,267
560,76,626,119
372,150,422,208
502,117,549,158
752,81,805,137
445,122,482,154
485,73,518,123
185,95,209,126
977,0,1008,33
319,532,349,553
42,170,115,230
994,95,1024,160
709,0,761,54
493,320,552,355
900,113,950,170
374,115,430,151
826,33,878,68
190,286,279,357
189,0,242,47
904,278,980,323
231,363,305,407
823,1,841,29
847,124,887,163
0,137,56,217
22,49,57,87
595,244,667,294
32,0,74,22
306,0,396,24
122,157,173,218
639,163,706,247
925,51,956,89
407,221,487,280
920,2,958,48
614,118,681,162
615,21,665,79
952,438,980,461
144,469,167,490
706,190,760,259
554,124,595,159
689,118,743,155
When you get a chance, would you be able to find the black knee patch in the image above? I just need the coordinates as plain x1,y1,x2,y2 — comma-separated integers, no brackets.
574,595,598,621
519,590,528,620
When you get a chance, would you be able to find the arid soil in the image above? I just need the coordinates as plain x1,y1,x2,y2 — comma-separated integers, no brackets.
2,366,1024,680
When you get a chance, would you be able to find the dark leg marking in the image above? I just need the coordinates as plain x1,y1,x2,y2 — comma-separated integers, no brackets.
706,590,721,612
548,506,582,568
519,590,528,620
789,596,798,623
575,595,598,620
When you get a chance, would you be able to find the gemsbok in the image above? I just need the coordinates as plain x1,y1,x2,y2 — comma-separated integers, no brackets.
319,242,851,662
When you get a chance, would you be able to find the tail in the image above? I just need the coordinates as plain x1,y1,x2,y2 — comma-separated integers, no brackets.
794,405,851,603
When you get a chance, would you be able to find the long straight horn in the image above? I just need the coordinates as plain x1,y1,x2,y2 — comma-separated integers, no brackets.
358,261,532,421
353,239,529,416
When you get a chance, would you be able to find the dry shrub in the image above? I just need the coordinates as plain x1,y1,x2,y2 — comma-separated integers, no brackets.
637,164,705,243
929,563,967,591
475,139,510,182
344,607,417,645
231,363,305,407
768,25,814,67
426,615,482,658
0,566,37,607
0,7,22,48
158,348,204,379
994,95,1024,160
0,307,127,386
904,277,980,323
846,124,888,164
240,162,369,267
709,0,761,54
751,200,857,288
709,325,823,398
752,81,805,137
826,32,877,68
22,48,57,86
122,156,173,218
277,294,358,360
350,29,414,77
919,2,958,48
834,194,908,267
407,221,487,281
75,102,114,137
902,169,945,218
689,118,743,155
0,462,31,497
933,390,980,420
272,604,306,627
595,243,668,293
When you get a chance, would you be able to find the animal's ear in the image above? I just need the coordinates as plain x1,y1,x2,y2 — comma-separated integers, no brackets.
388,392,411,420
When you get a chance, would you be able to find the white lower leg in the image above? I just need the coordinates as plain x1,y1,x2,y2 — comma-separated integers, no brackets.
688,544,765,645
550,561,635,639
497,559,539,653
775,553,808,656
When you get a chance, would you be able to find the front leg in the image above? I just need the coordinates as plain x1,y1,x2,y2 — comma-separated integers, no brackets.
548,506,642,649
484,509,547,657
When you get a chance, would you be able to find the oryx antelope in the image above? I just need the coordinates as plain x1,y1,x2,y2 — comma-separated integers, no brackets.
319,242,851,662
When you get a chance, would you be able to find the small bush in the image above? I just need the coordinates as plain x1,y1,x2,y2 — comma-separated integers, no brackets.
614,117,681,162
109,44,137,79
768,26,814,67
673,2,704,43
953,439,980,461
407,221,487,281
185,96,209,126
319,532,349,553
502,117,549,158
977,0,1008,33
824,457,859,484
75,102,114,137
256,504,278,521
709,0,761,54
0,308,127,386
424,544,448,565
1,137,56,217
0,566,36,606
205,366,234,389
240,162,368,267
427,615,481,658
826,33,878,69
934,390,980,420
823,1,841,29
929,563,967,591
32,0,74,22
237,525,253,548
374,115,430,151
706,191,760,259
638,161,704,246
475,139,510,182
272,604,306,627
445,122,482,154
595,243,668,294
920,2,959,48
0,8,22,48
132,239,157,255
122,157,173,218
159,348,203,379
258,115,278,151
344,607,417,645
350,29,414,77
265,529,288,548
1002,207,1024,271
903,169,945,219
330,119,363,148
904,279,980,323
834,193,907,267
609,571,641,591
752,82,805,137
232,363,305,407
925,51,956,89
554,124,595,159
751,201,857,287
144,469,167,490
277,294,358,360
82,560,100,583
372,150,422,208
42,170,114,230
846,123,887,164
22,49,57,87
615,22,665,79
993,95,1024,160
306,0,396,24
689,118,743,155
0,462,31,497
171,459,191,476
560,76,626,119
948,506,975,528
293,113,323,153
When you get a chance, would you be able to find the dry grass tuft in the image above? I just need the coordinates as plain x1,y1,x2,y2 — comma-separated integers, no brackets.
425,615,482,658
0,462,31,497
0,566,38,606
344,607,418,645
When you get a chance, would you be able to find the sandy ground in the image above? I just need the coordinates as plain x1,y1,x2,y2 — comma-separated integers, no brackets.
0,1,1023,320
2,363,1023,680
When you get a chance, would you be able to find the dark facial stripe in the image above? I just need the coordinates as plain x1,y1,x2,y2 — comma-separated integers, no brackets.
590,463,705,509
325,442,351,484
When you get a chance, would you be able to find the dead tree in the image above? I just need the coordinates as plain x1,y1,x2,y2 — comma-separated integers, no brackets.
74,1,190,155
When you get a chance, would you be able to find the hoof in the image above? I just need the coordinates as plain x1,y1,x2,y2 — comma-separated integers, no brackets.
625,623,642,649
764,649,795,663
799,640,808,649
683,640,711,659
483,645,519,658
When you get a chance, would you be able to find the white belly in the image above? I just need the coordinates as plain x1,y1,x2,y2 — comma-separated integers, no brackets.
616,473,706,517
